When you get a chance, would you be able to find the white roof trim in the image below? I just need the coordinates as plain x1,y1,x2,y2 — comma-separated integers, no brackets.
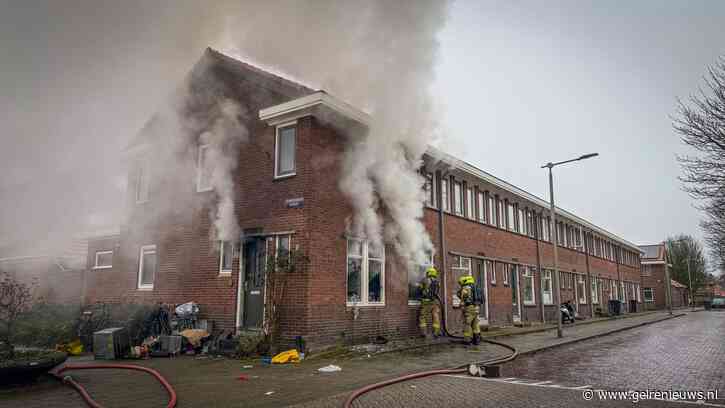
259,91,371,126
426,145,641,252
641,260,665,265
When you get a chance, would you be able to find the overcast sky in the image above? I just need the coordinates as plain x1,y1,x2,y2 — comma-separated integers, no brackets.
435,0,725,249
1,1,723,260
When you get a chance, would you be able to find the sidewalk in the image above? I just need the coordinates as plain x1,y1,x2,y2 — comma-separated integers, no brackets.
0,310,684,408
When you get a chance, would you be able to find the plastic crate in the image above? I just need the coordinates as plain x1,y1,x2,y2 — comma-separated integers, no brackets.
93,327,130,360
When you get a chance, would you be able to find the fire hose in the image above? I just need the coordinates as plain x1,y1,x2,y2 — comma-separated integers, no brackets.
342,296,519,408
52,363,177,408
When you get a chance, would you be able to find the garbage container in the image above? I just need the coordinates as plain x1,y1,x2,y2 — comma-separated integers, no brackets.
704,300,712,311
629,300,638,313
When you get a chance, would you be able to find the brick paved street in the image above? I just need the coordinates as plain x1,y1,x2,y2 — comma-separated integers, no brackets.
502,310,725,399
0,310,698,407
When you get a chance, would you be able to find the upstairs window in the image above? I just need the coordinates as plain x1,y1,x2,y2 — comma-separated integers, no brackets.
441,179,450,212
477,192,486,223
94,251,113,269
453,182,463,215
518,208,526,235
423,173,436,208
346,239,385,305
196,144,213,192
219,241,234,275
506,202,515,231
135,163,150,203
466,188,474,219
542,217,550,242
497,199,505,228
138,244,157,290
642,264,651,276
275,123,296,178
488,196,496,226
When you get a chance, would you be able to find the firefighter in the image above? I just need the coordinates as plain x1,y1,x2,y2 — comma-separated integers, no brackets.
457,275,482,345
417,266,441,338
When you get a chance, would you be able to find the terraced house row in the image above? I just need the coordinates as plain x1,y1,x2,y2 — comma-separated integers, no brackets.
84,49,644,350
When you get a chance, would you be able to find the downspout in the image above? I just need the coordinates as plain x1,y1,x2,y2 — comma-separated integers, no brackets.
584,230,593,318
535,213,545,324
436,170,449,329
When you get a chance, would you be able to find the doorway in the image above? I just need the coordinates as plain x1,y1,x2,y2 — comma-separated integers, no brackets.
241,237,266,329
511,265,521,323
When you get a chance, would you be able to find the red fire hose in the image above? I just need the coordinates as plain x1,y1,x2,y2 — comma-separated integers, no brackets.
343,302,519,408
52,363,177,408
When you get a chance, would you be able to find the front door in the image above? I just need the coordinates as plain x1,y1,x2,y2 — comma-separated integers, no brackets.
511,265,521,323
476,260,489,325
242,238,266,329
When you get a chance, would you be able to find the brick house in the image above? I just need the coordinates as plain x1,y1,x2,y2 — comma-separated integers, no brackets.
639,243,689,310
85,48,644,349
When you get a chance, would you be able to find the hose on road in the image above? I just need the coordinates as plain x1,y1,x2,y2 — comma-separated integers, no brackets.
52,363,177,408
342,299,518,408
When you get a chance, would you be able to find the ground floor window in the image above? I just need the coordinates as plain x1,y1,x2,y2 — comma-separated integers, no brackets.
620,282,626,302
522,267,535,305
408,251,434,303
487,260,496,285
138,245,157,290
591,278,599,304
219,241,234,275
502,263,510,285
347,238,385,305
542,270,553,305
577,275,587,304
643,287,654,302
94,250,113,269
636,284,641,302
611,280,618,300
452,255,472,276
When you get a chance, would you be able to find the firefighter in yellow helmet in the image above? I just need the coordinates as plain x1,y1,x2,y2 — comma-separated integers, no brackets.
417,266,441,338
457,275,482,345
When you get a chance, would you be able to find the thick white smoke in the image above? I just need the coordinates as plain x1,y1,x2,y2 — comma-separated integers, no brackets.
214,0,450,263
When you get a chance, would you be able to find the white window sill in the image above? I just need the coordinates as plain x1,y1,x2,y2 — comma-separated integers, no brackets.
346,302,385,308
408,300,421,306
524,301,536,306
196,187,213,193
274,172,296,180
93,265,113,270
219,270,232,276
137,286,154,291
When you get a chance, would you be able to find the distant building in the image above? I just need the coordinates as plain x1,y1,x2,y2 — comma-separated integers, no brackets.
639,243,689,310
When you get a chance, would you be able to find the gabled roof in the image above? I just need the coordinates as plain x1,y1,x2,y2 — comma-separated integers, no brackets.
671,279,687,289
638,244,665,261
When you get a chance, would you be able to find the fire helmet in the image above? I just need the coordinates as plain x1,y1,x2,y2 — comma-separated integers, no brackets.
458,275,475,286
426,266,438,278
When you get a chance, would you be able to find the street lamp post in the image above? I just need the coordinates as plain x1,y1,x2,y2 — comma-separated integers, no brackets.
542,153,599,338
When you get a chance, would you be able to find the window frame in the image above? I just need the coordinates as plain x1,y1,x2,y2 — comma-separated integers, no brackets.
424,173,436,208
466,187,474,219
93,250,113,269
408,251,434,305
542,269,553,305
506,202,515,232
502,263,510,286
137,244,157,290
577,275,587,304
488,195,495,226
196,144,213,192
591,277,599,304
522,267,536,305
477,192,486,223
487,260,496,285
453,182,463,216
346,238,386,306
219,240,234,275
274,122,297,179
643,287,654,302
135,163,150,203
441,179,450,212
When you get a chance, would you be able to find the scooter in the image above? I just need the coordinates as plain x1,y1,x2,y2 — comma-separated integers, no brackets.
561,301,575,324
